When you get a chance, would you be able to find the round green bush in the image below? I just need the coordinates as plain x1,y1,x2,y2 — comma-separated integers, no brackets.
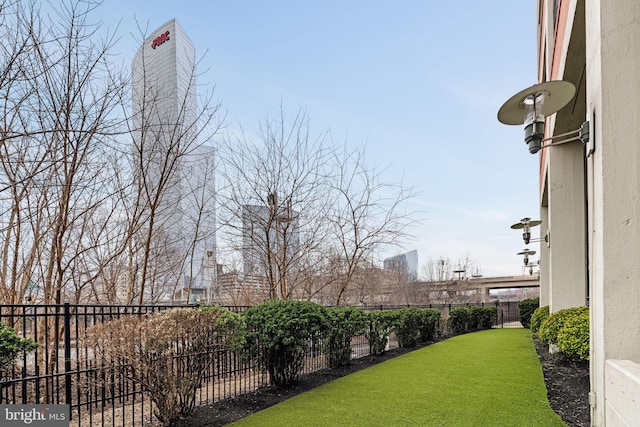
241,300,329,386
418,309,441,341
449,306,495,333
395,308,424,348
449,307,470,333
467,306,484,329
0,322,39,373
479,306,498,329
325,306,368,368
518,297,540,328
537,306,588,345
200,305,246,349
556,309,589,360
366,310,399,355
530,305,549,335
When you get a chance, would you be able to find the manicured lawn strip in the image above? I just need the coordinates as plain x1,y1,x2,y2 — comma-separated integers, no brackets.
231,329,565,426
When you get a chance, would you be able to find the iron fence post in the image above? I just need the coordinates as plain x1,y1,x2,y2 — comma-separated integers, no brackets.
63,303,72,409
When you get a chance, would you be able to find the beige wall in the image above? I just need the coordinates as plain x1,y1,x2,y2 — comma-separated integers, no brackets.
537,0,588,315
540,0,640,424
545,139,587,312
538,208,550,307
587,0,640,424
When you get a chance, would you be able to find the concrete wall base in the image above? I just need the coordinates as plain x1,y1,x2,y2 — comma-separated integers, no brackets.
605,360,640,426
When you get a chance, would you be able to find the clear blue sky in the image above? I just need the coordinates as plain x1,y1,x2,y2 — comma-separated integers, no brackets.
86,1,541,277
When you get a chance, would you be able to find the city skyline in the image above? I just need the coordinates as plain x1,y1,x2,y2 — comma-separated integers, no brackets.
95,1,540,278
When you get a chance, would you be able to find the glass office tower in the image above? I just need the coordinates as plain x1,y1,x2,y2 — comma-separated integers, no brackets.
131,19,215,297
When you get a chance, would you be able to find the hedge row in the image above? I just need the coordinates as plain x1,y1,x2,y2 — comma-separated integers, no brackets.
532,305,589,360
241,303,451,386
78,301,501,425
448,305,498,333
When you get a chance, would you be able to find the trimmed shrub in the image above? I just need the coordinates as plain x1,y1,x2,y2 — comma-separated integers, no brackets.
530,305,549,334
84,308,233,425
518,297,540,328
557,309,589,360
0,322,38,374
479,306,498,329
467,306,484,329
325,307,368,368
201,305,246,348
241,300,329,386
394,308,423,348
537,306,588,345
449,306,496,333
200,304,245,329
418,309,441,342
449,307,470,333
366,310,399,355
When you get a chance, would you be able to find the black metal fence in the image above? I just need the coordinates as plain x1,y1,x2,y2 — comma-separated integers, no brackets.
0,301,522,426
361,301,522,324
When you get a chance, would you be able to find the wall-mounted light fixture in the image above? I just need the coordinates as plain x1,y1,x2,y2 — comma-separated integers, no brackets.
498,80,590,154
517,248,536,266
510,217,542,244
524,260,539,276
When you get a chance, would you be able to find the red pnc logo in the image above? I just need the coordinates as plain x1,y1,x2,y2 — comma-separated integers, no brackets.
151,30,170,49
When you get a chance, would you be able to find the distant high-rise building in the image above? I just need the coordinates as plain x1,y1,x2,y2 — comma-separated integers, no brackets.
383,250,418,281
131,19,215,293
182,145,217,288
241,203,299,277
132,19,196,220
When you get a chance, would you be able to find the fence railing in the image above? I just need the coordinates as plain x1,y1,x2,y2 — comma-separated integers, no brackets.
361,301,522,327
0,301,522,426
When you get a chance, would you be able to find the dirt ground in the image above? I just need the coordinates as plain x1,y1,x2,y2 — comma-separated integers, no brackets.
534,340,590,426
171,337,590,427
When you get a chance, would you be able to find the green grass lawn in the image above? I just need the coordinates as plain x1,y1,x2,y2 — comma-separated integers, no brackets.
231,329,565,426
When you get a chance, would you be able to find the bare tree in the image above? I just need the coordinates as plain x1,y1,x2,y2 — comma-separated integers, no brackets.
0,0,139,395
422,258,454,282
218,106,418,304
218,107,333,299
0,3,228,405
328,148,418,305
421,255,480,282
455,255,479,280
0,0,129,305
0,1,223,309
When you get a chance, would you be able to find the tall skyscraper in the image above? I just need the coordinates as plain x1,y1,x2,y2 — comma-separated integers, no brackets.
383,250,419,281
132,19,196,219
131,19,215,295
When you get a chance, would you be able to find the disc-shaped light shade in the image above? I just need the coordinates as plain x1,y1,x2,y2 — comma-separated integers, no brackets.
510,219,542,230
498,81,576,125
517,249,537,256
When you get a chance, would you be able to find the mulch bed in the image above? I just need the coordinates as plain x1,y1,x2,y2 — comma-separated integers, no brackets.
171,337,590,427
534,340,590,426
